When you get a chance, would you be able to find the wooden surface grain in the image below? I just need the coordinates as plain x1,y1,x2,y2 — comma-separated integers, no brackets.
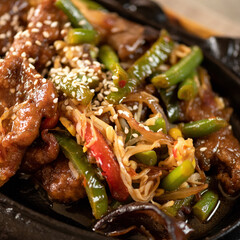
154,0,240,38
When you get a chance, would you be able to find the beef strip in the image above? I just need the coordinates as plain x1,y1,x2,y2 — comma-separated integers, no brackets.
181,70,240,195
36,157,86,203
0,56,57,186
21,129,59,173
195,127,240,195
0,0,29,55
6,0,67,72
180,72,232,122
0,0,66,186
72,0,158,61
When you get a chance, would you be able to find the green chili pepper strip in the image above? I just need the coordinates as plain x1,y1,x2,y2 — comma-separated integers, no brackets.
55,0,93,29
54,132,108,219
180,118,228,138
99,45,119,70
52,75,94,105
193,190,219,221
78,0,107,11
161,160,195,191
107,30,174,104
149,117,167,134
164,195,194,217
158,88,180,123
99,45,128,87
152,46,203,88
177,71,198,101
135,150,157,166
67,28,99,45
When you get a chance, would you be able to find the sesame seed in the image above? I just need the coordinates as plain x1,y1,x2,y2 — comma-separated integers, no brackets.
110,87,119,92
25,41,32,46
44,20,52,25
64,22,71,28
35,40,41,46
21,52,27,58
200,147,207,152
51,21,58,28
43,31,49,38
53,98,58,103
112,114,118,120
31,28,39,33
36,22,43,28
42,78,47,83
34,80,38,85
29,63,35,69
124,127,129,134
132,133,138,138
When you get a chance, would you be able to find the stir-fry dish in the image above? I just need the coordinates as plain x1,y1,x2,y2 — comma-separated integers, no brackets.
0,0,240,239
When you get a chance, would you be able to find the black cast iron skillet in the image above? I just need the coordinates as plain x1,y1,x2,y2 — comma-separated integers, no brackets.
0,1,240,239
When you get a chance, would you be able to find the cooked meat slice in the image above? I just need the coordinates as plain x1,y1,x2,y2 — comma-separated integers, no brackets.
0,56,57,186
180,69,232,122
0,0,29,55
72,0,158,61
21,130,59,173
0,0,67,186
6,0,67,72
37,157,86,203
195,127,240,195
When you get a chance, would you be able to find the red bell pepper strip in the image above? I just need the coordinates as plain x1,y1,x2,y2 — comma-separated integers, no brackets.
84,122,129,202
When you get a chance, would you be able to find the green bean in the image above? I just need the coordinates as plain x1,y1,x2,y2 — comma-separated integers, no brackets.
52,74,94,105
158,87,180,123
177,71,198,100
99,45,119,70
53,132,108,219
67,28,99,45
107,30,174,104
161,160,195,191
164,195,194,217
99,45,128,87
149,117,167,134
135,150,157,166
55,0,93,29
180,118,228,138
152,46,203,88
193,190,218,221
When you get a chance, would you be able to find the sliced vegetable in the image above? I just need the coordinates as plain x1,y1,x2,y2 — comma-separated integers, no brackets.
193,190,219,221
168,127,182,140
99,45,119,70
148,117,167,134
158,87,180,123
67,28,99,45
83,122,129,201
52,75,94,105
107,30,174,104
135,150,157,166
152,46,203,88
177,71,198,100
53,132,108,219
55,0,93,29
164,195,194,217
180,117,228,138
99,45,128,87
161,160,195,191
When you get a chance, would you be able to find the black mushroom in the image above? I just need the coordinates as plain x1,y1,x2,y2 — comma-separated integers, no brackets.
93,202,193,240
